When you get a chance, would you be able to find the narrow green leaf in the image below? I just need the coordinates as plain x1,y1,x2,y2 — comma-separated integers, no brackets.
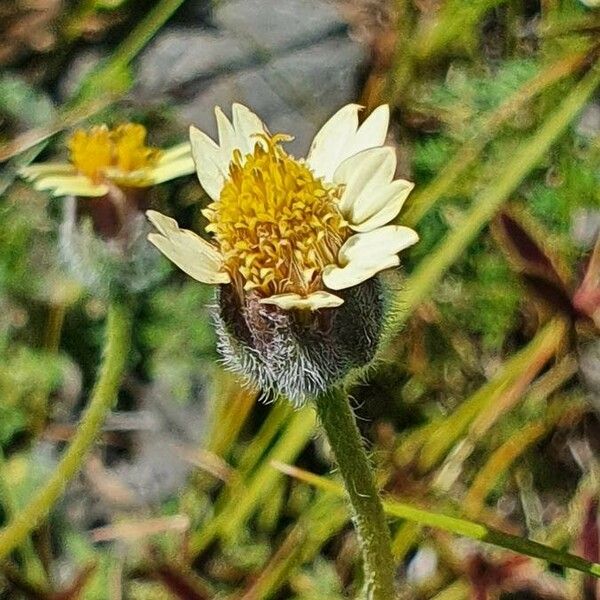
274,462,600,579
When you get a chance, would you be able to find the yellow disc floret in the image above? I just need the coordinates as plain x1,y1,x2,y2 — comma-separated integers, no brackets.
204,134,350,297
68,123,162,184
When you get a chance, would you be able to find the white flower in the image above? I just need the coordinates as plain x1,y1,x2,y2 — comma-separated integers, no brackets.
20,123,195,197
147,103,418,310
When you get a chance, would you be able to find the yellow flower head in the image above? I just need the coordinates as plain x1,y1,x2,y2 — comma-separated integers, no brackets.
67,123,161,184
147,103,418,311
203,133,349,298
20,123,195,197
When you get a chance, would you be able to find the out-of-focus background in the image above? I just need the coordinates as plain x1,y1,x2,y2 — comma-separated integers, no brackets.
1,0,600,598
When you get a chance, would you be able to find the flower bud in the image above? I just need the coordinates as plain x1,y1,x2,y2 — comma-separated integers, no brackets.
60,194,168,298
213,277,384,405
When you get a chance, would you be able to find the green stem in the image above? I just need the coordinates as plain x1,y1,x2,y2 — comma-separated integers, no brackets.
0,301,132,560
314,388,395,600
0,450,47,588
73,0,186,104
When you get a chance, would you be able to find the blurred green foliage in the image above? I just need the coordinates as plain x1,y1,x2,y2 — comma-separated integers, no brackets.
0,0,599,598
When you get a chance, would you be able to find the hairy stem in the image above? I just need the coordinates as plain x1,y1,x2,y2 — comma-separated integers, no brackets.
0,300,132,560
314,388,395,599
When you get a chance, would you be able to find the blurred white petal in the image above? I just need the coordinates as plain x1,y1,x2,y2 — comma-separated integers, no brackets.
150,156,196,185
19,163,77,181
157,142,192,165
34,175,108,197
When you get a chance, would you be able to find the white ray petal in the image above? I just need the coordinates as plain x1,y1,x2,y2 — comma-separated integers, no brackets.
349,179,415,232
260,291,344,310
146,210,229,285
339,225,419,264
322,225,418,290
322,255,400,290
33,175,108,197
334,147,397,215
149,156,196,185
307,105,391,182
231,103,267,157
215,106,237,165
189,126,229,200
346,104,389,157
306,104,361,180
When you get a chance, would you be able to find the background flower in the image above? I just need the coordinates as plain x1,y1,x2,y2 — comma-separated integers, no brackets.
20,123,194,197
19,123,194,297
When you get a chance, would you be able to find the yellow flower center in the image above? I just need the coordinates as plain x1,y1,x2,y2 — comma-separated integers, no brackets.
204,134,349,297
68,123,161,184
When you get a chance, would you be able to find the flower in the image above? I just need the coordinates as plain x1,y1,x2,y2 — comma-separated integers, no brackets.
147,104,418,403
147,103,418,309
20,123,195,197
18,123,194,298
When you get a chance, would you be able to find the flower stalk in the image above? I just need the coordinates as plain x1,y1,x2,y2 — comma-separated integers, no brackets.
0,300,132,560
314,387,396,599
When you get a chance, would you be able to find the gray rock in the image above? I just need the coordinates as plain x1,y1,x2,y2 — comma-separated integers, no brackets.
134,0,365,156
406,546,439,585
572,208,600,249
579,340,600,409
178,65,315,155
266,111,321,157
112,435,194,506
137,28,254,93
262,36,364,128
214,0,346,53
58,49,103,101
109,383,206,506
178,36,365,155
576,102,600,138
178,66,289,130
